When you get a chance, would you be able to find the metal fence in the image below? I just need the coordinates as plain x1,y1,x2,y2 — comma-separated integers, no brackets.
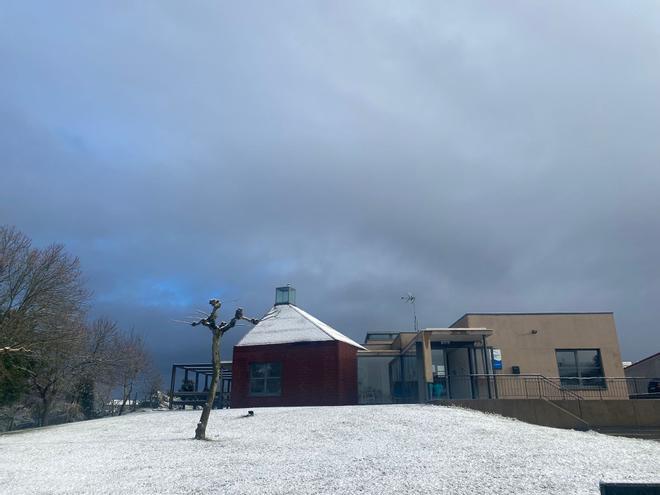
169,391,231,409
434,375,656,400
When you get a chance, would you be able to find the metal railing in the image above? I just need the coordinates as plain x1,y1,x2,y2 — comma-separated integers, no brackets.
431,375,657,401
169,391,231,409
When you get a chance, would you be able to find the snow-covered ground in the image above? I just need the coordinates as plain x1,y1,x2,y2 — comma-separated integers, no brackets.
1,404,658,494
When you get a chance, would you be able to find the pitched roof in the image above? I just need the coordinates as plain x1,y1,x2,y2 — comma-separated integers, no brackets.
236,304,365,349
626,351,660,370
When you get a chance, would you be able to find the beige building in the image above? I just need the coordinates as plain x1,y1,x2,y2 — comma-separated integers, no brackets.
358,312,628,403
452,313,625,379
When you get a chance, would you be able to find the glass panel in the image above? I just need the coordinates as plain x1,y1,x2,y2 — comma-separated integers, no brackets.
249,362,282,395
357,356,395,404
580,366,603,378
250,363,266,378
556,351,577,372
559,366,579,378
431,349,446,376
577,350,601,370
389,352,418,403
556,349,605,389
265,378,281,394
579,351,605,387
275,287,295,305
250,379,265,394
266,362,281,378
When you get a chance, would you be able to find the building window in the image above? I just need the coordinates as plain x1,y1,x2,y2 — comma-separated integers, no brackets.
555,349,605,388
249,362,282,396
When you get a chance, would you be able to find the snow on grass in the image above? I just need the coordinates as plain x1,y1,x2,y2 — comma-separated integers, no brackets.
1,404,658,494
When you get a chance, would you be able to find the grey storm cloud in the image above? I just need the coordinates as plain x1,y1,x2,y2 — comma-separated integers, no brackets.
1,1,659,375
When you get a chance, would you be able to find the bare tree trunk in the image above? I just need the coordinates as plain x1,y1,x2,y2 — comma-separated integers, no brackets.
194,329,220,440
187,301,258,441
118,379,133,416
39,395,50,426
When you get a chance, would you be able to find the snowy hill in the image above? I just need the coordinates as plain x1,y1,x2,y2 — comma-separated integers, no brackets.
1,404,658,494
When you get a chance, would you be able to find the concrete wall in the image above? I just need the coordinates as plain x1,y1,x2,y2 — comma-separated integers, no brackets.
460,313,625,380
232,340,358,408
434,399,660,430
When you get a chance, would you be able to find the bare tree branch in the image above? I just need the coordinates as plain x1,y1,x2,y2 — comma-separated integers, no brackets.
186,298,259,440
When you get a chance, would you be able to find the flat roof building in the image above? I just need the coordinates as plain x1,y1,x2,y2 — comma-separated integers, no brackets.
176,293,656,418
358,312,628,403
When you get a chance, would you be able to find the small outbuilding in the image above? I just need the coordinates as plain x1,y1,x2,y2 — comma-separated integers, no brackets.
231,286,365,408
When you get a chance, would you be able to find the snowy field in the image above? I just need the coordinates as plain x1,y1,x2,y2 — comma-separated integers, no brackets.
1,404,659,494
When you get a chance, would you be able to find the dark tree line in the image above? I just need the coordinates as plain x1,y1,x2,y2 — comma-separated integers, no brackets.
0,226,158,430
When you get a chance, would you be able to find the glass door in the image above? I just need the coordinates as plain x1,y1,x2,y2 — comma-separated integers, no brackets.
430,348,448,399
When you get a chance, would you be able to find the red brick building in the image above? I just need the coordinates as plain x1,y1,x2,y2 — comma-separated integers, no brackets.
231,287,364,408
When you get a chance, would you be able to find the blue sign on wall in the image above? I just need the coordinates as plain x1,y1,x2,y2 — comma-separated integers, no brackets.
492,348,502,370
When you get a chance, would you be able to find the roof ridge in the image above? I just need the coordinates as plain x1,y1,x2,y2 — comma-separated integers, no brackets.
627,351,660,369
236,304,364,349
289,305,334,338
290,305,365,349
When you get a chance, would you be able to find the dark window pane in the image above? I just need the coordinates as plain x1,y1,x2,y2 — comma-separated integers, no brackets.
266,363,281,378
579,376,605,388
558,366,579,378
580,367,604,379
556,349,605,389
577,350,600,369
249,362,282,396
250,379,265,394
265,378,281,394
250,363,266,378
556,351,576,369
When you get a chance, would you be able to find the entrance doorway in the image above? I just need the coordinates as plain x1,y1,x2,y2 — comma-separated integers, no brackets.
430,343,478,399
446,348,472,399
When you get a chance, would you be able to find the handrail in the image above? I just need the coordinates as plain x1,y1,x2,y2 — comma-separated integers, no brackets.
536,375,584,400
437,374,650,401
460,373,583,400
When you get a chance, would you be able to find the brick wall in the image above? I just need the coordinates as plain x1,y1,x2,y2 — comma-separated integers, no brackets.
231,340,358,408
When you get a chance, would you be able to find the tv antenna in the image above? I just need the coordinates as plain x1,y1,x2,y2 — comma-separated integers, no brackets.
401,292,418,332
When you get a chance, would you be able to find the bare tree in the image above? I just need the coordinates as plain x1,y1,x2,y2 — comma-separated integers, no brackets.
115,331,148,416
20,319,90,425
0,227,160,428
189,299,259,440
0,226,89,354
74,318,122,419
140,363,163,409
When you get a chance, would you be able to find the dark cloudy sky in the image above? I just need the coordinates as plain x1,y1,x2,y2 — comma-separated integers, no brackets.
2,2,659,375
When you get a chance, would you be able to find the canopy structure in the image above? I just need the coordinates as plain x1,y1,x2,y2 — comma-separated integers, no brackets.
168,362,232,410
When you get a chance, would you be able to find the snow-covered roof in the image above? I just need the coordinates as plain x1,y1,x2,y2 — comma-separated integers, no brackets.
236,304,366,349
